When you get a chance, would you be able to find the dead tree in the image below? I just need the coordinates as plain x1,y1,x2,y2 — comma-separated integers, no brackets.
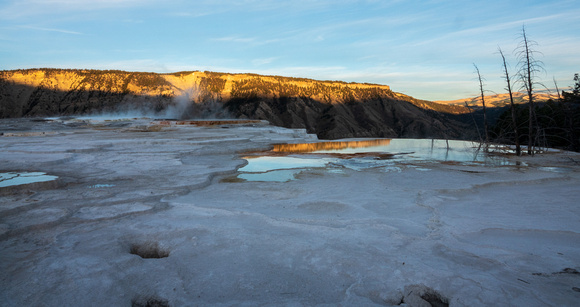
499,47,521,156
553,77,562,101
474,64,489,150
516,26,544,155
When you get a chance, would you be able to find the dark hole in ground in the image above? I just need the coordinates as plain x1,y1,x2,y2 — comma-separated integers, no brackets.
132,296,170,307
403,285,449,307
422,292,449,307
130,242,169,259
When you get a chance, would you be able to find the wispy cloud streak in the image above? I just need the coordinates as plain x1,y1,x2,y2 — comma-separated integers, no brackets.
17,25,83,35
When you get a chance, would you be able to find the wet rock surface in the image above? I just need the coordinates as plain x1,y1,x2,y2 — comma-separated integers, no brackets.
1,117,579,306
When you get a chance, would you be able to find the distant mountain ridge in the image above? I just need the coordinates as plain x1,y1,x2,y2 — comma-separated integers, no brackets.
0,68,471,139
436,92,554,108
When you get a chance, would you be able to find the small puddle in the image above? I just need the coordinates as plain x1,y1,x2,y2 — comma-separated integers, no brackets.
88,184,116,188
238,156,334,182
239,156,332,173
238,169,303,182
537,166,573,173
237,139,513,182
0,172,58,188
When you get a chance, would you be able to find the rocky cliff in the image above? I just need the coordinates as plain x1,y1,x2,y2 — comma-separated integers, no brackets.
0,69,471,139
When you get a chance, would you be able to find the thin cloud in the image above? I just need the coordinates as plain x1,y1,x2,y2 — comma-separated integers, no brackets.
412,11,579,48
168,11,213,18
252,57,278,66
18,0,148,9
212,36,256,43
17,25,83,35
257,65,350,81
210,36,282,46
191,0,346,14
455,12,572,36
0,0,154,19
90,59,171,73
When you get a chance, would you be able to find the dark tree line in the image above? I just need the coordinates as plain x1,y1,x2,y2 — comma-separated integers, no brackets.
474,26,580,154
493,73,580,152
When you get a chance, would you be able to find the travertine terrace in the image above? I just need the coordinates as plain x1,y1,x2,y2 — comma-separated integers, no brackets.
1,117,579,306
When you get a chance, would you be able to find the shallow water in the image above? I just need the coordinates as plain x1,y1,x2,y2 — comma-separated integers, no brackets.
0,172,58,188
537,166,573,173
279,139,493,162
88,184,116,188
238,156,332,173
237,139,512,182
238,169,302,182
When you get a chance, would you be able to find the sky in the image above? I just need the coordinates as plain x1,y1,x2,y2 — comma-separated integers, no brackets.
0,0,579,101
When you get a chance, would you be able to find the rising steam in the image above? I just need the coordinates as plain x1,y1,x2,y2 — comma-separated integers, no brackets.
162,88,194,119
84,84,231,120
155,85,231,119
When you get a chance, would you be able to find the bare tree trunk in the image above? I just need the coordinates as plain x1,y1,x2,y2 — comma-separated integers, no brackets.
520,26,535,155
499,48,521,156
464,101,482,143
515,26,545,155
474,64,489,151
553,77,562,101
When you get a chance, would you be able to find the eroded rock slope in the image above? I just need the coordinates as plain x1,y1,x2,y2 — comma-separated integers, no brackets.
0,69,470,139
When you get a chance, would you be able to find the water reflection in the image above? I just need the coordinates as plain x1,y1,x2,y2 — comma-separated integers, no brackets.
237,139,512,182
273,139,391,153
276,139,490,161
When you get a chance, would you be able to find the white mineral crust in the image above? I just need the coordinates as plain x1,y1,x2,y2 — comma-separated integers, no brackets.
1,118,579,306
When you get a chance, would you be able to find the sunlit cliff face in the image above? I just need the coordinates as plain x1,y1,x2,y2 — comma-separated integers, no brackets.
272,139,392,153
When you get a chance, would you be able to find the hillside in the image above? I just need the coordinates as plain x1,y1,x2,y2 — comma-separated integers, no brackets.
0,68,471,139
436,92,553,108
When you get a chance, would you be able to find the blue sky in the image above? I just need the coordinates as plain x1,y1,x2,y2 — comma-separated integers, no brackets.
0,0,578,100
